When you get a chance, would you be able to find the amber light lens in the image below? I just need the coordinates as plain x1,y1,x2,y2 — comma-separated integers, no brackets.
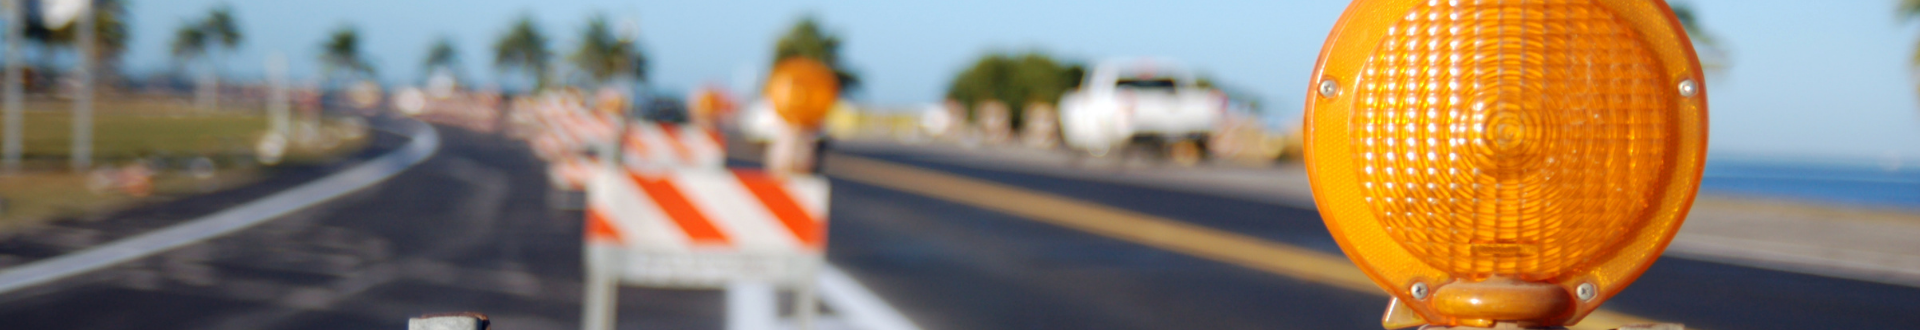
1305,0,1707,327
1356,0,1674,282
765,58,840,128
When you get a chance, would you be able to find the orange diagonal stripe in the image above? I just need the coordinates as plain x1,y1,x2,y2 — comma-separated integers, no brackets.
656,123,697,164
584,208,626,244
703,126,727,150
733,169,824,249
629,172,731,246
624,130,650,157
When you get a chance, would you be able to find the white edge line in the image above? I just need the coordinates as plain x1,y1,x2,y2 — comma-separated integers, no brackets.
0,119,441,294
817,265,923,330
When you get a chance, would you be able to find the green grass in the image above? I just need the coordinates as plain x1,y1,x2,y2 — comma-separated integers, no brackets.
14,102,266,164
1,97,368,229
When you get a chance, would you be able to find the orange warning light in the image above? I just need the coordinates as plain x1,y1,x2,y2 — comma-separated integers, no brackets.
764,58,840,128
689,85,738,123
1302,0,1708,328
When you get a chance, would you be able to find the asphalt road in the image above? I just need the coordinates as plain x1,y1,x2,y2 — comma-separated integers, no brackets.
1,122,1917,330
0,124,724,330
828,148,1920,330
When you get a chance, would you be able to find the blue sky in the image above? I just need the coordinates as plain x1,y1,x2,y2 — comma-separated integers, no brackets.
111,0,1920,162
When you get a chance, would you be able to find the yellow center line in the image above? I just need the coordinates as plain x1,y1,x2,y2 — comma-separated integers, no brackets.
826,154,1664,330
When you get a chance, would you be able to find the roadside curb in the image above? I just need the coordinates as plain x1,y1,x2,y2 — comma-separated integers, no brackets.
0,118,441,294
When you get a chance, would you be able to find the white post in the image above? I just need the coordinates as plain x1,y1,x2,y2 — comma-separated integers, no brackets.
766,122,820,177
2,0,22,175
69,0,92,171
604,117,626,171
267,53,289,139
726,281,778,330
580,245,619,330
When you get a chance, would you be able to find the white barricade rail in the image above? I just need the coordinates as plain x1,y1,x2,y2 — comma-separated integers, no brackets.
622,122,728,169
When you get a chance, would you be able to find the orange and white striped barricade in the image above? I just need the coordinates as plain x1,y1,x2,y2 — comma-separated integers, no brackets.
581,166,830,330
530,132,568,162
551,111,616,151
620,121,728,169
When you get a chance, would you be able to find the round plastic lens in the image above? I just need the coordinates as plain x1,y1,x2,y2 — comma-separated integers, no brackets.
765,58,840,128
1349,0,1674,282
1305,0,1708,326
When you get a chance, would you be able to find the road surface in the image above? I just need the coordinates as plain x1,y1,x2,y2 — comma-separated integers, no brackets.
0,123,1915,329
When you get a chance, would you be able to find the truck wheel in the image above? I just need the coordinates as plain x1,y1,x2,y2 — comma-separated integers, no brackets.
1194,138,1213,161
1168,140,1203,167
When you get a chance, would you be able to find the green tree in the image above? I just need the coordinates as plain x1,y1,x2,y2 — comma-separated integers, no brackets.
169,24,207,69
494,14,551,90
27,0,130,81
944,51,1082,128
568,15,643,85
424,36,460,80
167,5,243,70
321,25,375,82
773,16,858,94
167,5,242,108
203,5,242,53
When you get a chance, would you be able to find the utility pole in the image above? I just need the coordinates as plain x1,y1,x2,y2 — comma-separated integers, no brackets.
2,0,23,175
267,52,289,139
70,0,93,171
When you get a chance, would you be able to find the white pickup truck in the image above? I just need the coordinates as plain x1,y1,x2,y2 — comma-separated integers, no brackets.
1059,58,1225,160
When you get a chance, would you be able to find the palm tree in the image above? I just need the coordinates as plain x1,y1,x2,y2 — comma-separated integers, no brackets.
569,15,641,85
321,25,374,83
202,4,241,100
169,5,243,110
204,7,242,49
169,24,208,70
169,22,211,108
423,36,460,82
494,14,551,91
27,0,129,84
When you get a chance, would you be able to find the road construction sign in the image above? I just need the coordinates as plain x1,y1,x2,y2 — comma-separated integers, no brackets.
584,166,829,288
621,122,727,169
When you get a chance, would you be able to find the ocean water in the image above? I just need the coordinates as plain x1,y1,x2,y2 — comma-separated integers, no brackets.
1700,159,1920,211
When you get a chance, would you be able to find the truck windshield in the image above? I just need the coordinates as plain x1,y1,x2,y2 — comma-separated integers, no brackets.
1115,78,1179,91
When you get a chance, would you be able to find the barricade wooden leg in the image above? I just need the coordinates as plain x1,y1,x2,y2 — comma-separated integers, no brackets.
728,281,778,330
582,246,619,330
